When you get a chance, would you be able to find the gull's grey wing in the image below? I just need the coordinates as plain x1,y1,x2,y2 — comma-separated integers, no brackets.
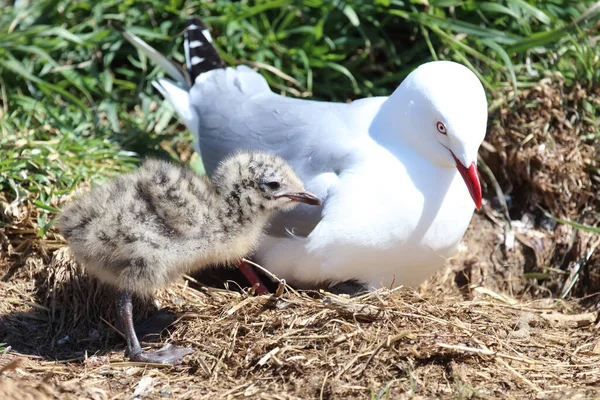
117,26,375,237
188,66,368,237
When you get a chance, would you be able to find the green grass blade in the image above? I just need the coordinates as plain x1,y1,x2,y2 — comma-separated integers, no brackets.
481,39,518,93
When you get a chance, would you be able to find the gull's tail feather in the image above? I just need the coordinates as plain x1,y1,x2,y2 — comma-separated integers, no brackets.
184,17,226,82
114,22,190,89
152,78,199,139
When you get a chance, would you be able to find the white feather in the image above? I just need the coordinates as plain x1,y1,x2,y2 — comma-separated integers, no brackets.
120,29,188,87
152,79,200,141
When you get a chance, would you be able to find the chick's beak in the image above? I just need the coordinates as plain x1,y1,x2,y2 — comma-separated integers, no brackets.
281,191,322,206
451,152,482,210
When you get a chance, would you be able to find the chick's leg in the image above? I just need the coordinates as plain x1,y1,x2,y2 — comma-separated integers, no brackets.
237,261,269,295
116,291,193,364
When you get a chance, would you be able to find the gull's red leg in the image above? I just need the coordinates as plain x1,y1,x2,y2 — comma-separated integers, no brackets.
237,260,269,295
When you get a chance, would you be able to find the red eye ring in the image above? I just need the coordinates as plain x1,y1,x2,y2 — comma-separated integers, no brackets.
436,121,447,135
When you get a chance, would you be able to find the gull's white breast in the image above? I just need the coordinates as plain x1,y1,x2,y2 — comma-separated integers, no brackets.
256,138,475,288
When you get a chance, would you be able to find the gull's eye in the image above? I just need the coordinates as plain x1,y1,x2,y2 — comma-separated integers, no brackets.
265,181,281,190
436,121,447,135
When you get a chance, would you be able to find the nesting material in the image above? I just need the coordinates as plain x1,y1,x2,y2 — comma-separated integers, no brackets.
484,76,597,218
1,78,600,396
0,209,599,397
0,263,598,399
482,77,600,297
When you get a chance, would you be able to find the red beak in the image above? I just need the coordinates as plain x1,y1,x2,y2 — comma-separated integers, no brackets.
451,152,482,210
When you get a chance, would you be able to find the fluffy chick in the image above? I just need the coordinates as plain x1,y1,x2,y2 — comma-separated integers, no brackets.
57,151,321,364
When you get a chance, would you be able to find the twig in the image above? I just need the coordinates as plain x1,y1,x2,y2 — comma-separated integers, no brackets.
436,343,537,364
319,372,330,400
210,349,227,381
539,311,598,328
470,286,519,305
100,317,125,340
274,280,286,297
224,296,258,316
358,331,415,376
243,61,305,91
241,258,280,283
496,358,542,392
335,352,370,379
354,285,402,302
217,384,251,398
333,331,360,344
256,347,280,367
322,295,382,322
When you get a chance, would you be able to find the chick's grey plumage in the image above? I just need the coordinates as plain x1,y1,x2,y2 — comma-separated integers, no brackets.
57,152,320,364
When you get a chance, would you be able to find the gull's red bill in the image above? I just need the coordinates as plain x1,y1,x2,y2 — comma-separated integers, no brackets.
451,153,482,210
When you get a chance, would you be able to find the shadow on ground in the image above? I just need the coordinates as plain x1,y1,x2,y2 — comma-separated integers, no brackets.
0,245,269,361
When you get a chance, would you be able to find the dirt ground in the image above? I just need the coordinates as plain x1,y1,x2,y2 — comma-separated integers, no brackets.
1,78,600,399
0,210,599,400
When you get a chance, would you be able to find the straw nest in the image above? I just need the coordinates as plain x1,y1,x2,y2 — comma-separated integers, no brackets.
1,212,599,399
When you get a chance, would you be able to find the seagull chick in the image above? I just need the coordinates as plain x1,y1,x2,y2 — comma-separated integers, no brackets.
56,152,321,364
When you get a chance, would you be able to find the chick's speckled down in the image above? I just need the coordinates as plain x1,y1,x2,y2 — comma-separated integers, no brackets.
57,152,317,295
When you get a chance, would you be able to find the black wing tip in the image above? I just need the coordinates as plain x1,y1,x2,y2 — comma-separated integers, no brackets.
184,15,226,81
186,16,207,30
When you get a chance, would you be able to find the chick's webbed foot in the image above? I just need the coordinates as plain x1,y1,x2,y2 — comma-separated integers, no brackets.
117,291,193,365
130,344,193,364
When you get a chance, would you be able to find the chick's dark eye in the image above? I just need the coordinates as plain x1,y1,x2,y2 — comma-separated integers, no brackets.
265,181,281,190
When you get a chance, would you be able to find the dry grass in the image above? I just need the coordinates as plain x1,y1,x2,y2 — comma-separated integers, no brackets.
1,205,600,399
481,78,600,298
484,75,599,219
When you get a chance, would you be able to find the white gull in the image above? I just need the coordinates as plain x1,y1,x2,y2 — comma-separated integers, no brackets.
119,18,487,291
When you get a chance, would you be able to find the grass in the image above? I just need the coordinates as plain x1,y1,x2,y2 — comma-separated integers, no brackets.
1,0,600,226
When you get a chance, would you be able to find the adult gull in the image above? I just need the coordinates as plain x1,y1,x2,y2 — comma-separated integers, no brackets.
118,17,487,292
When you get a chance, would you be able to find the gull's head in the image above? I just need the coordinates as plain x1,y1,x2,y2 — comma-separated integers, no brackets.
391,61,487,209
